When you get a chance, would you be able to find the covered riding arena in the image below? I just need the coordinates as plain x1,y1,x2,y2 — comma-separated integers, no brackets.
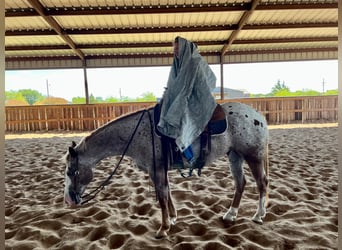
4,1,339,249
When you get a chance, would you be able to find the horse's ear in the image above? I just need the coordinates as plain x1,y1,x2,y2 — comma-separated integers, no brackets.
69,147,77,157
71,141,77,148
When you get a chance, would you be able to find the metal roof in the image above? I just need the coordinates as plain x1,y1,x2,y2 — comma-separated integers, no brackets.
5,0,338,69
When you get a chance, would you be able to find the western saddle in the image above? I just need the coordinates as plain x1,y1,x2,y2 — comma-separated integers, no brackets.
154,103,227,177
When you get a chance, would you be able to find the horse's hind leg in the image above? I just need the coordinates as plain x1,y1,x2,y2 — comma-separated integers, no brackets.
223,150,246,224
167,188,177,225
246,157,268,224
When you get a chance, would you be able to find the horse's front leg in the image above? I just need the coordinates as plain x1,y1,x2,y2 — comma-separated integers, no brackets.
155,173,177,238
155,185,170,238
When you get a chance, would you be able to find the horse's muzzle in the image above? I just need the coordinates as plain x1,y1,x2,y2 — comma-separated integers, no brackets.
65,190,81,206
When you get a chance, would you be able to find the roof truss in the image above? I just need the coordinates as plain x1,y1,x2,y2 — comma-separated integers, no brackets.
5,0,338,69
5,2,337,17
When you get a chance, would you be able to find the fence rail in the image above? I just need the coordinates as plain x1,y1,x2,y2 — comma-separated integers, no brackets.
5,96,338,132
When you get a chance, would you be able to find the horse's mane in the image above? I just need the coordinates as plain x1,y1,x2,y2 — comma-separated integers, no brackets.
76,106,154,153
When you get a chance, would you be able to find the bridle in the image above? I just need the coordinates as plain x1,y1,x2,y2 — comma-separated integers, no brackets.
67,109,157,205
66,155,82,204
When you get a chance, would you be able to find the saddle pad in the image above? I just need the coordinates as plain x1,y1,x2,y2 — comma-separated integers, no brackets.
208,119,227,135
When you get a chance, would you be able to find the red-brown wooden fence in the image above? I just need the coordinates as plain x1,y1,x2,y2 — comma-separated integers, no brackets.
5,96,338,132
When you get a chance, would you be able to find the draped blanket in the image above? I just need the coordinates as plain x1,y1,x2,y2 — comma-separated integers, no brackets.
157,37,217,152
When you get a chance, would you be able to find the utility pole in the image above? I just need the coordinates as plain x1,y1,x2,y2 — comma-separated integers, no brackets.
322,78,325,94
46,79,50,98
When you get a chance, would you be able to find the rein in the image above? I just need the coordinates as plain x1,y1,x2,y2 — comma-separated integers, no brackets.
80,109,157,205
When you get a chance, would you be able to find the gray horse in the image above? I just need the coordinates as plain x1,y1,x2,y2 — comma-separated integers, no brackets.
64,102,269,238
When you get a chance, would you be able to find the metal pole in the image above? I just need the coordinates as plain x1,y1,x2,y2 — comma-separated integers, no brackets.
83,60,89,104
220,55,224,100
46,79,50,98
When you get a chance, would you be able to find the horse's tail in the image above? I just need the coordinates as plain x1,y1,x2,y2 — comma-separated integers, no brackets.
264,143,270,208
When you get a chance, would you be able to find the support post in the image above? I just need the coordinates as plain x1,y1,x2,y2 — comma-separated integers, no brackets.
83,60,89,104
338,4,342,246
220,55,224,100
0,0,5,247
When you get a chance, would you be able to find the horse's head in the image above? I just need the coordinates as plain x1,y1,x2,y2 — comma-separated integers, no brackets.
64,141,93,207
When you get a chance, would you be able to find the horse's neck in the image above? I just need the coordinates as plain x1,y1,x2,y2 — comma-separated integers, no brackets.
79,112,146,166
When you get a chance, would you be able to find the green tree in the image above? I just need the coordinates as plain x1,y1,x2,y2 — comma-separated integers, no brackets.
271,80,290,96
270,80,290,96
18,89,44,105
120,96,135,102
324,89,338,95
136,92,157,102
72,96,86,104
89,94,104,104
274,89,292,97
289,89,320,96
250,93,267,98
105,96,119,103
5,90,26,102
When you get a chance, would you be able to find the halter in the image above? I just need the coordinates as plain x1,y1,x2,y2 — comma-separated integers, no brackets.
68,109,157,205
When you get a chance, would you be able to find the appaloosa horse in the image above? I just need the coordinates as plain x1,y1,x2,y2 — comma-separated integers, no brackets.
64,102,269,238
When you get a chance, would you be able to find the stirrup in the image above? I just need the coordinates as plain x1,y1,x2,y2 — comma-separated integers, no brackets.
191,158,205,176
178,158,204,178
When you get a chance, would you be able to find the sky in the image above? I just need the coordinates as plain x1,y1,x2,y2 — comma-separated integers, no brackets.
5,59,338,102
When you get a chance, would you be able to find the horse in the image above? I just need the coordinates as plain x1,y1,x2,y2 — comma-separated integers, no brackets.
63,102,269,238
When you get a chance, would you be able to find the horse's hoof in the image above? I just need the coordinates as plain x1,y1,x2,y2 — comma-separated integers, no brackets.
222,207,238,223
155,230,168,239
170,217,177,225
252,218,263,224
222,217,236,227
155,234,166,239
252,210,266,225
252,213,265,224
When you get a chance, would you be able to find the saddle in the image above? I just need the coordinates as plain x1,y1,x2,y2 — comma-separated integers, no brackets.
154,103,227,177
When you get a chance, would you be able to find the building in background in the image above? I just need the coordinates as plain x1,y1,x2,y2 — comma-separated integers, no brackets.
212,87,250,99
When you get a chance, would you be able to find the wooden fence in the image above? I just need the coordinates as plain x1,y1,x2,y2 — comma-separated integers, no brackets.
5,96,338,132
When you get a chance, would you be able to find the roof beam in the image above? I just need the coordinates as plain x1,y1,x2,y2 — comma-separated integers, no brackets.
226,47,337,55
64,25,236,34
5,30,56,36
45,3,249,16
5,47,337,63
233,36,338,44
5,55,80,62
5,3,249,17
5,44,71,51
5,24,238,36
5,37,337,51
5,22,337,37
26,0,85,60
243,22,337,30
257,3,338,10
5,8,38,17
5,3,337,17
77,40,224,49
221,0,260,56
